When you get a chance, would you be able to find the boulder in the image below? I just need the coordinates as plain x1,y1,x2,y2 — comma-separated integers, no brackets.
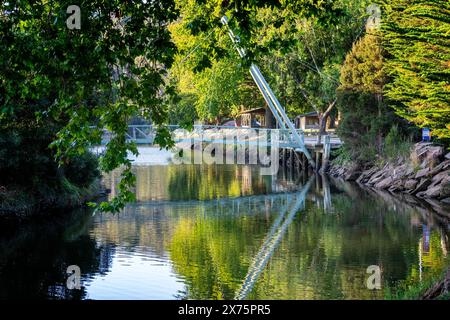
389,183,404,193
412,143,431,160
356,167,378,184
405,167,414,177
416,191,426,198
367,169,388,185
337,167,345,176
420,160,429,169
404,179,418,190
445,153,450,160
440,176,450,198
442,160,450,170
344,168,361,181
424,185,441,198
425,146,445,164
412,143,445,168
431,170,450,185
412,178,432,195
375,177,394,190
429,161,447,176
392,164,409,179
415,168,430,179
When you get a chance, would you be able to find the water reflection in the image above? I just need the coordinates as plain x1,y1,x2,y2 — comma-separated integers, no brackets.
0,164,449,300
103,164,303,202
0,209,108,299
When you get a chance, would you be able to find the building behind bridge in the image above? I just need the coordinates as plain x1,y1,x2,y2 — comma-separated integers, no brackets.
294,111,340,131
237,107,340,131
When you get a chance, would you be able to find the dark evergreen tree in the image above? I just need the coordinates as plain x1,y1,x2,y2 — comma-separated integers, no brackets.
382,0,450,145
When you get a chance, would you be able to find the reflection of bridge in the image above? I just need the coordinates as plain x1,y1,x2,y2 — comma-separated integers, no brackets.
125,173,330,213
129,174,322,300
235,176,314,300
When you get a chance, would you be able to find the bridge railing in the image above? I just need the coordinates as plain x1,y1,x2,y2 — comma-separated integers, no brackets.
95,124,339,147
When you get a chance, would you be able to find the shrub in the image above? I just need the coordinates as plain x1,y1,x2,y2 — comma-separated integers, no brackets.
63,152,100,188
383,125,413,161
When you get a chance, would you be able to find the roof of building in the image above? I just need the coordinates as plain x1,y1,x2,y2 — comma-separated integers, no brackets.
296,111,318,118
240,107,266,115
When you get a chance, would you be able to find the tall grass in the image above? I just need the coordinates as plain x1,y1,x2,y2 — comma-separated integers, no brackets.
382,125,413,161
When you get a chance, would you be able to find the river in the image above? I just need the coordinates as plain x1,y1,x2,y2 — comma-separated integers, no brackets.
0,148,449,300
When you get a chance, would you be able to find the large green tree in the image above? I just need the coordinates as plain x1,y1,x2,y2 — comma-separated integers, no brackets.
170,0,368,131
382,0,450,144
0,1,178,212
253,1,369,140
337,31,396,162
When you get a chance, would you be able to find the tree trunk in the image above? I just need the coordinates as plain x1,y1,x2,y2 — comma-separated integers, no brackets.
376,93,383,154
317,99,337,145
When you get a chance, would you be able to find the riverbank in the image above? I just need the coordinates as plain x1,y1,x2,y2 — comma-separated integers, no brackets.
0,178,104,222
328,142,450,209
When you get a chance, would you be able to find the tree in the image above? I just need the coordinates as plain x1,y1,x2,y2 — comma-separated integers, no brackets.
253,1,369,142
337,31,395,161
382,0,450,145
168,7,263,124
194,58,249,123
0,1,178,212
171,0,368,132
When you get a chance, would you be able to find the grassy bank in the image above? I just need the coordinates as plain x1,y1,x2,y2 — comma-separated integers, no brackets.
386,269,450,300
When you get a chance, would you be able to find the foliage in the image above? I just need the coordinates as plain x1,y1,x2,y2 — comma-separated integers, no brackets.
382,125,413,161
64,152,101,188
173,0,345,68
337,32,396,162
167,93,198,127
254,1,369,119
381,0,450,145
0,1,178,212
168,11,263,124
194,58,251,122
339,32,385,95
169,0,370,126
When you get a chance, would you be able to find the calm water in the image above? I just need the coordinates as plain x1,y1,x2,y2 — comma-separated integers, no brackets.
0,164,449,300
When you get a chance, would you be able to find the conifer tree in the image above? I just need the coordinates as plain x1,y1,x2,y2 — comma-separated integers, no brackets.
382,0,450,144
338,32,395,161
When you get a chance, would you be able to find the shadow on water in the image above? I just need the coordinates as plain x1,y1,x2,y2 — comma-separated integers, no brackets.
0,164,449,300
0,209,116,300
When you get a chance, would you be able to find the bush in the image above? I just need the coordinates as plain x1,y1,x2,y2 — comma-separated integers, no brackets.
63,152,100,188
383,125,413,161
0,123,101,215
0,125,59,187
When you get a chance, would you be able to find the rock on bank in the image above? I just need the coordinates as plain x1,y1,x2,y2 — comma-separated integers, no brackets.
328,143,450,204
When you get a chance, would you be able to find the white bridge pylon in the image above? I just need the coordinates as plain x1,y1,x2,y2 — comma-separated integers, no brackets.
220,16,316,169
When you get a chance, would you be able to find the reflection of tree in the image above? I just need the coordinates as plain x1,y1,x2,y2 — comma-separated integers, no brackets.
0,209,114,299
5,170,448,300
103,164,310,202
89,206,175,257
168,198,288,300
167,179,450,300
166,165,270,201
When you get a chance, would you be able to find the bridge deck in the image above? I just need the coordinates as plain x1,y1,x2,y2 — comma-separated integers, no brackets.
98,125,342,150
